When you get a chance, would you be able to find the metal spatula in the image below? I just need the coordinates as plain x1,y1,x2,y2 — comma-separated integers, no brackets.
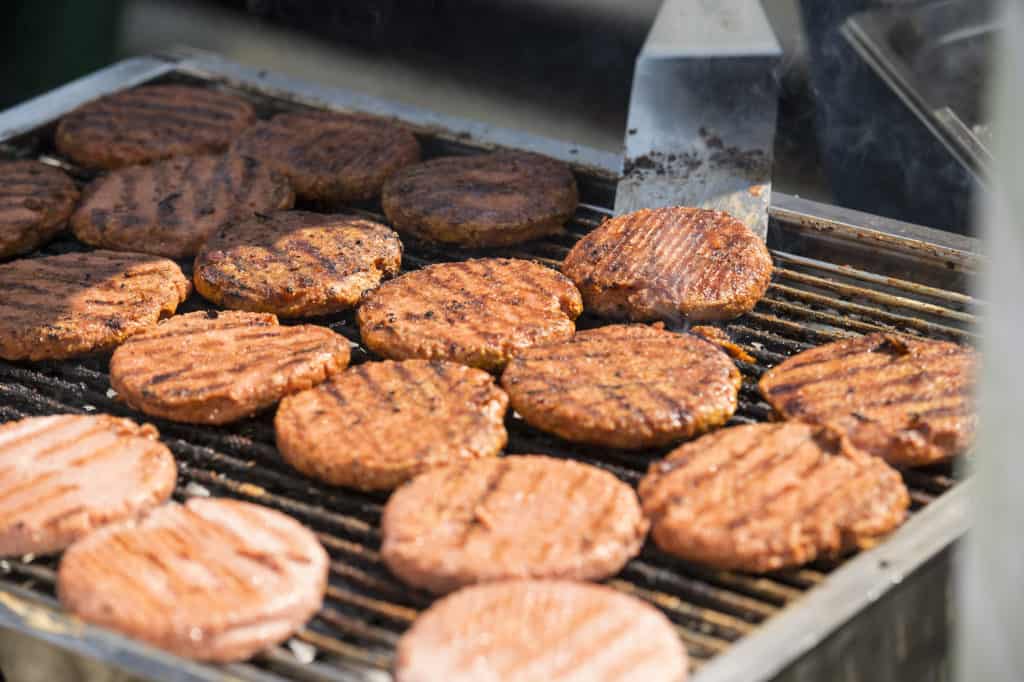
615,0,781,239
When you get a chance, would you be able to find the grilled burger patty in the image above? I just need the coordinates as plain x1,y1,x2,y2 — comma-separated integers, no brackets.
110,310,350,424
639,422,910,572
562,206,772,322
194,210,402,317
0,161,79,259
276,359,508,491
0,415,176,557
0,250,189,361
395,580,687,682
55,84,256,169
381,455,647,594
58,498,328,662
230,110,420,202
358,258,583,371
759,333,976,467
502,324,741,449
71,153,295,258
381,152,578,247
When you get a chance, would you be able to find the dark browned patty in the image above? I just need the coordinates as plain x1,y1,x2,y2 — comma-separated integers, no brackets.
562,206,773,322
230,110,420,201
55,85,256,169
357,258,583,371
109,310,350,424
759,333,976,467
58,498,328,662
276,359,508,491
0,250,189,361
382,152,578,247
71,153,295,258
381,455,647,594
395,580,688,682
0,414,176,557
0,161,79,259
194,210,402,317
639,422,910,572
501,324,740,449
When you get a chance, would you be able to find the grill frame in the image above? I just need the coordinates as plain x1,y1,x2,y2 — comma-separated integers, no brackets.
0,51,978,682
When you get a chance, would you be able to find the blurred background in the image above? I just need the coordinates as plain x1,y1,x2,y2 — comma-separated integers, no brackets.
0,0,994,234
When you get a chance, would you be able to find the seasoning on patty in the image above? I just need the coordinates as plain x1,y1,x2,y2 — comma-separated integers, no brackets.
230,109,420,201
502,323,740,449
382,152,578,247
759,333,976,467
357,257,583,371
562,206,772,322
194,210,402,317
71,153,294,258
110,310,350,424
0,160,79,259
55,84,256,169
0,250,189,361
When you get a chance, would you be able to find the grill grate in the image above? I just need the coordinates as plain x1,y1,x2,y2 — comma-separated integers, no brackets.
0,71,971,681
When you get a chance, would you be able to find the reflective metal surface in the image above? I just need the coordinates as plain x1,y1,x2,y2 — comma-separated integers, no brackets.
616,0,781,237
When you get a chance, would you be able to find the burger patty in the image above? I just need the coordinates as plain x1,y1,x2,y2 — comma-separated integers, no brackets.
0,161,79,259
639,422,910,572
357,258,583,371
0,250,189,361
381,152,578,247
194,210,402,317
55,84,256,169
759,333,976,467
58,498,328,662
109,310,350,424
501,324,741,449
562,206,773,322
276,359,508,491
381,455,648,594
230,109,420,201
395,580,688,682
0,414,176,557
71,153,294,258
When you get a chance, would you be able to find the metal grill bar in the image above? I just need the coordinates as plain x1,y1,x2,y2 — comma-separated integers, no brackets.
0,58,977,682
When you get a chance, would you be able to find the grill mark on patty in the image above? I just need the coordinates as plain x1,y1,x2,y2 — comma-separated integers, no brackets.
455,460,512,548
640,422,910,571
764,348,964,396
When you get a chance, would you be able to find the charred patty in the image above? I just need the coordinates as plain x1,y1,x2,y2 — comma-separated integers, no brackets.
55,84,256,169
639,422,910,572
109,310,350,424
382,152,578,247
0,250,189,361
0,414,176,557
194,210,402,317
562,206,772,322
71,153,295,258
395,580,688,682
381,455,647,594
230,109,420,202
276,359,508,491
501,324,741,449
357,258,583,371
0,161,79,259
58,498,328,662
759,333,976,467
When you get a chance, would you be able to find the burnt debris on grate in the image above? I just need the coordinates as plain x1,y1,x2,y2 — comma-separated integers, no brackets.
0,70,975,680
